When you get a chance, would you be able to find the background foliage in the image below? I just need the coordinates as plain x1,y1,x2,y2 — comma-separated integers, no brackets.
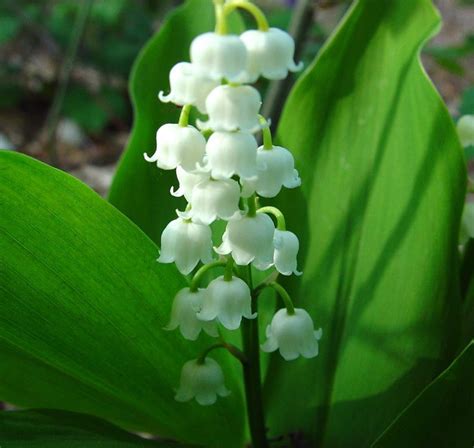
0,0,473,446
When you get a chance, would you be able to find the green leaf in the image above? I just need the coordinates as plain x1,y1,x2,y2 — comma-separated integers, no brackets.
108,0,242,244
460,86,474,115
0,409,188,447
371,341,474,447
0,152,245,447
0,14,21,43
264,0,466,446
62,85,109,134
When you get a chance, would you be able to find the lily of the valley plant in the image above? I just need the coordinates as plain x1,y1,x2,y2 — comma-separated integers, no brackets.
1,0,472,446
145,0,320,444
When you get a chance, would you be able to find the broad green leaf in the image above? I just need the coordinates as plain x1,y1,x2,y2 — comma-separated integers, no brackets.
264,0,466,446
0,409,188,447
371,341,474,447
108,0,219,243
0,152,245,447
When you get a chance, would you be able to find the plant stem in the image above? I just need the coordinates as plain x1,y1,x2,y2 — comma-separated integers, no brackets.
257,206,286,230
197,341,247,365
43,0,94,166
247,194,257,217
224,0,269,31
178,104,192,127
241,266,268,448
258,115,273,150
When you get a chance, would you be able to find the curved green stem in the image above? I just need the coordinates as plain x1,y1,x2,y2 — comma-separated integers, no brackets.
190,260,226,291
224,0,269,31
257,206,286,230
258,115,273,150
197,341,247,365
178,104,192,127
270,282,295,314
241,266,269,448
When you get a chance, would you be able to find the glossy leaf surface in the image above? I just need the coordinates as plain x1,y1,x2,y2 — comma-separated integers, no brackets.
372,341,474,447
0,152,244,447
0,409,189,447
265,0,466,445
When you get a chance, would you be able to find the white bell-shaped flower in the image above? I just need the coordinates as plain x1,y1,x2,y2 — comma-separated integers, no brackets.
144,124,205,171
175,357,230,406
215,213,275,270
164,287,218,341
205,131,258,180
457,115,474,147
186,178,241,225
171,166,209,202
239,28,303,82
190,32,246,81
261,308,322,361
158,216,213,274
201,85,261,132
243,145,301,198
197,276,256,330
273,229,302,276
158,62,219,114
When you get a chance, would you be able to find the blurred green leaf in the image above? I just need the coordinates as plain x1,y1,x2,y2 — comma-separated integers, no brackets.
0,84,23,108
265,0,466,445
0,152,245,447
371,341,474,447
0,14,21,43
109,0,242,244
424,35,474,75
91,0,127,26
62,85,128,133
0,409,187,447
62,85,109,134
460,86,474,115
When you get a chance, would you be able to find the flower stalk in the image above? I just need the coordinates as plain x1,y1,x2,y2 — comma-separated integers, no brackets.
197,341,247,365
241,266,268,448
224,0,269,32
145,2,318,446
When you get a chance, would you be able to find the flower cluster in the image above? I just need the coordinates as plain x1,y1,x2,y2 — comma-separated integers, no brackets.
146,0,321,406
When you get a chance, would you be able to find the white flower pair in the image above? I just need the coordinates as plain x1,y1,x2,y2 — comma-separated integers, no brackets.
165,276,255,339
167,284,321,357
216,213,302,276
167,28,301,92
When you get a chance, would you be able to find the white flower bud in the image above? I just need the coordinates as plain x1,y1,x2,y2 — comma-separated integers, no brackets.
186,178,241,225
164,287,218,341
273,229,302,276
239,28,303,83
457,115,474,147
243,145,301,198
175,357,230,406
158,217,213,274
205,131,258,180
158,62,219,113
197,276,256,330
201,85,261,132
144,124,205,171
190,32,247,81
215,214,275,270
261,308,322,360
460,202,474,244
171,166,209,202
